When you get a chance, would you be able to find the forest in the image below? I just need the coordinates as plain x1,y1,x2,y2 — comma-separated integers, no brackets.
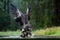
0,0,60,37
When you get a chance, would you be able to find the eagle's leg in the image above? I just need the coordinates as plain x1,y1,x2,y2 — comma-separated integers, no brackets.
21,24,32,38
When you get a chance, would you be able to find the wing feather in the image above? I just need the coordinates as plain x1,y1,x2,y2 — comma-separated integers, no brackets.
10,3,23,19
26,2,31,20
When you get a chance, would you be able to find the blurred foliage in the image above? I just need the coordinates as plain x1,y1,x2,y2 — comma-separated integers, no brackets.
0,0,59,31
0,0,10,31
33,26,60,35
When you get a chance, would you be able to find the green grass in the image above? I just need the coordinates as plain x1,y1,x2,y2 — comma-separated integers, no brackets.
0,27,60,36
33,26,60,36
0,30,21,36
51,31,60,36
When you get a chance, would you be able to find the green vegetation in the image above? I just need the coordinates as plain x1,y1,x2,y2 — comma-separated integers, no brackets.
0,0,60,37
0,0,55,31
0,30,21,36
33,26,60,36
0,27,60,36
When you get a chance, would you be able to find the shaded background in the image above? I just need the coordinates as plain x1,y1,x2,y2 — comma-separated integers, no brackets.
0,0,59,31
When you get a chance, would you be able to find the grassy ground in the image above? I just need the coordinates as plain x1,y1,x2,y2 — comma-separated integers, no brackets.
0,30,21,36
33,26,60,36
0,26,60,36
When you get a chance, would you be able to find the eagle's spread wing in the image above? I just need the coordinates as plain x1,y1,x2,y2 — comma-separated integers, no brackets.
10,4,23,25
10,3,31,25
26,2,31,20
10,4,23,19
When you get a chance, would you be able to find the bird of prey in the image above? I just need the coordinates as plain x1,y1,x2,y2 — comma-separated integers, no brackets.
10,2,31,26
10,2,32,38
